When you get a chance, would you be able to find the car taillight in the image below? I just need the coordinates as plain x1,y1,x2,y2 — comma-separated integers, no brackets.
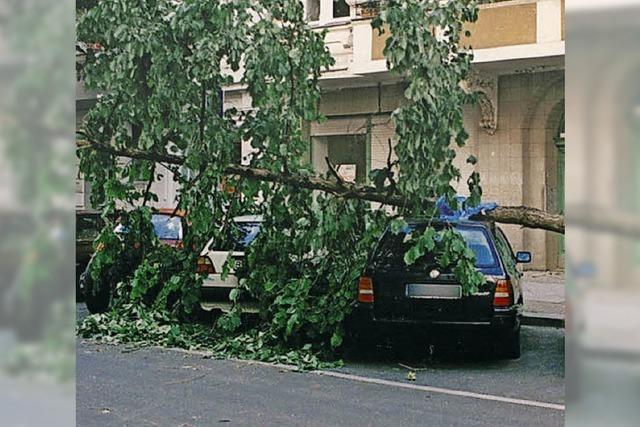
493,279,514,308
358,276,374,303
196,256,215,274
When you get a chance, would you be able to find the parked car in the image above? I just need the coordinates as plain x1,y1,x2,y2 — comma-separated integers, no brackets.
113,208,186,248
197,215,262,314
351,219,530,359
76,210,105,298
80,209,186,313
76,211,105,264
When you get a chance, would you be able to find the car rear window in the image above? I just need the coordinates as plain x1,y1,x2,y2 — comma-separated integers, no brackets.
373,223,498,270
151,214,183,240
455,227,496,267
229,222,261,250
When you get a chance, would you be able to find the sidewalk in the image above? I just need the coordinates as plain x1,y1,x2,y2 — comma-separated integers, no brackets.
521,271,565,328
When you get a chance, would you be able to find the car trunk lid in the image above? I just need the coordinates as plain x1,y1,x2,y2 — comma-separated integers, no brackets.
367,222,501,323
371,269,494,322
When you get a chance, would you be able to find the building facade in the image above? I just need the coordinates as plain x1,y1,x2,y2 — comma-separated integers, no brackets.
224,0,565,270
76,0,565,270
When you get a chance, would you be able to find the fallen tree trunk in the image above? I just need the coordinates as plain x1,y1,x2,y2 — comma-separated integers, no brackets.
77,139,565,234
477,207,564,235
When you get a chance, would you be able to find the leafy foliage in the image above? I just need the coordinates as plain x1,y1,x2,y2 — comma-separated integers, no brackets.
243,194,386,351
77,304,338,370
86,208,202,316
77,0,486,362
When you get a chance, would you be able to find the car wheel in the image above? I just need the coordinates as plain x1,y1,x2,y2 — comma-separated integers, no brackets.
343,323,379,356
81,271,110,314
495,326,521,360
195,307,222,326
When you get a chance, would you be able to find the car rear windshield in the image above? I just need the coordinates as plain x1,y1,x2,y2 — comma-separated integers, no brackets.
151,214,183,240
229,222,261,250
373,223,498,270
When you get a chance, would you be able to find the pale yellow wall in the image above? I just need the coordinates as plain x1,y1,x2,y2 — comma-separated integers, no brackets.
372,1,542,61
462,2,538,49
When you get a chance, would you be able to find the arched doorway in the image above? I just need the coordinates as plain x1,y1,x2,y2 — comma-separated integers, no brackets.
521,71,564,271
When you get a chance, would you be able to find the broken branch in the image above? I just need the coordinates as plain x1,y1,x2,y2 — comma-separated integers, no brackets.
76,138,565,234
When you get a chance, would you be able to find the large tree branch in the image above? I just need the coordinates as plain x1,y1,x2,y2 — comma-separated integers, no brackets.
76,138,565,234
475,206,564,235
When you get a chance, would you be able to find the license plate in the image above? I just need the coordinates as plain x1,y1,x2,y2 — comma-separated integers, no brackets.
405,284,462,299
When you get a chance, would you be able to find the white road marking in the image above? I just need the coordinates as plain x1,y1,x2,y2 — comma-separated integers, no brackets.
165,347,564,411
314,370,565,411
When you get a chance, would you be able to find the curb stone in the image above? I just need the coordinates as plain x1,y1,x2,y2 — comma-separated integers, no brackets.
522,312,564,328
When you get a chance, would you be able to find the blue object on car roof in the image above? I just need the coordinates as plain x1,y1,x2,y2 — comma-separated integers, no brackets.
436,196,498,221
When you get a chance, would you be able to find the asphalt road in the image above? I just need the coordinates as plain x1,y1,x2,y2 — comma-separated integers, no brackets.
77,324,564,426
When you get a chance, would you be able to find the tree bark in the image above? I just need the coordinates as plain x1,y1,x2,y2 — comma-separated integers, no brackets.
477,206,564,234
76,138,565,234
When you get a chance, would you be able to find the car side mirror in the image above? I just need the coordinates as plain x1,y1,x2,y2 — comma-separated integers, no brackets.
515,251,532,264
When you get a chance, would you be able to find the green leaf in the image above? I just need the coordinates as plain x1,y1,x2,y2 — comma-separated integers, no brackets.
330,331,343,348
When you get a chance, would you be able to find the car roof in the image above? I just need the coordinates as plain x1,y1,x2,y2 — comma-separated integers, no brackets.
233,215,263,223
154,208,185,217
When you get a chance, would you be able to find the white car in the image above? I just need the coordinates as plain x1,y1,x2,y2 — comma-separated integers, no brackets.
197,215,262,313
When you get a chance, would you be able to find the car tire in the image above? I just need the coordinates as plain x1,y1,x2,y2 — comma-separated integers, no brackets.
344,322,378,356
195,307,222,326
80,271,110,314
495,326,521,360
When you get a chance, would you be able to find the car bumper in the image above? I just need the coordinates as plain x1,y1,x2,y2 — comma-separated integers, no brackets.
201,274,238,289
200,274,259,313
200,301,260,313
350,304,520,335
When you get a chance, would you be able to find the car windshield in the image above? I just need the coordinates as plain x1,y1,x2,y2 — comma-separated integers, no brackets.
373,223,497,270
151,214,183,240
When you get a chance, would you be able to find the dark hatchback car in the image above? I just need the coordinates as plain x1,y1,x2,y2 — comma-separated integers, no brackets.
352,219,531,359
